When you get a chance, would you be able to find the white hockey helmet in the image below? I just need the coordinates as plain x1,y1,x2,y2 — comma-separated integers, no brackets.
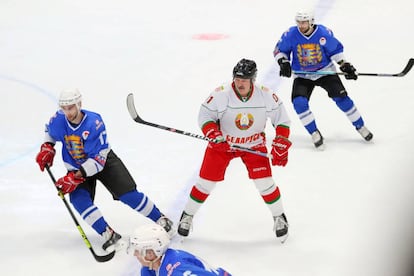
295,10,315,26
59,88,82,107
129,224,170,258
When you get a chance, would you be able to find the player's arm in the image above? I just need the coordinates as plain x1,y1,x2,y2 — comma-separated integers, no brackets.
273,28,294,77
265,91,292,166
198,89,230,152
35,115,59,171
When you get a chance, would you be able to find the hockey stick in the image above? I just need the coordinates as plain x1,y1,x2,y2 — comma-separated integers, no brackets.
45,166,115,262
293,58,414,77
126,93,271,158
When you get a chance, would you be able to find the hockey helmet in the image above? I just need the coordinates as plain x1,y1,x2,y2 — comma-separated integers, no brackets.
295,10,315,26
233,58,257,80
59,88,82,107
129,224,170,258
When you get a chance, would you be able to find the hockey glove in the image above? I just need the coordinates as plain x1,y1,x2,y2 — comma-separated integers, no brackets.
36,142,56,171
203,123,230,153
278,57,292,77
56,172,85,194
339,62,358,80
271,136,292,167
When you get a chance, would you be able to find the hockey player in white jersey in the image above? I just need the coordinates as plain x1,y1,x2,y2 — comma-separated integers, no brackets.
177,59,292,243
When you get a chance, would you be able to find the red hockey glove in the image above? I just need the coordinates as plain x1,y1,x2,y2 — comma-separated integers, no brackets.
203,122,230,153
55,172,85,194
271,136,292,167
36,143,56,171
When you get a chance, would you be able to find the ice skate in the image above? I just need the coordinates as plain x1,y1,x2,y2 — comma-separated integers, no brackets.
273,213,289,243
311,129,324,150
357,126,373,141
102,226,126,252
177,212,193,237
157,214,175,237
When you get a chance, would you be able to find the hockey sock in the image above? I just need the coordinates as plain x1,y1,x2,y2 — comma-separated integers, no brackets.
293,96,318,134
333,96,364,129
119,190,160,221
69,188,108,234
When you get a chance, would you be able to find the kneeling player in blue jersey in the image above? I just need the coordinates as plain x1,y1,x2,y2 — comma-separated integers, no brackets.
35,89,174,252
129,224,231,276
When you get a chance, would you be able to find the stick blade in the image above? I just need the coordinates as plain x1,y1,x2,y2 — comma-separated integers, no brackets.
400,58,414,76
126,93,139,121
92,249,116,262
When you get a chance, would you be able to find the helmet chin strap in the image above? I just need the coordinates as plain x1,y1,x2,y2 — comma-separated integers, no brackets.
145,256,161,270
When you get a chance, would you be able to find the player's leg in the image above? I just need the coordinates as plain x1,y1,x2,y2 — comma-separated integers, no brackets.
291,78,324,148
177,148,232,237
98,150,174,235
69,182,123,251
242,149,289,243
320,75,373,141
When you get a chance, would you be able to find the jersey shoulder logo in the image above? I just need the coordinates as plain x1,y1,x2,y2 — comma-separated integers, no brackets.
214,85,225,92
260,85,270,92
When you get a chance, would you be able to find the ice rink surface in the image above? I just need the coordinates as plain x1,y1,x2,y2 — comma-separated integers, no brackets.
1,0,413,275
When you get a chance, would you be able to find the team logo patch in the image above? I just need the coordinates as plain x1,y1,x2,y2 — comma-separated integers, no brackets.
235,113,254,130
82,131,90,140
319,37,326,45
64,134,86,163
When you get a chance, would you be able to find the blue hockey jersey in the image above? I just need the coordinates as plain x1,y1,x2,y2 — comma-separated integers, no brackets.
273,24,344,71
45,109,110,176
141,249,231,276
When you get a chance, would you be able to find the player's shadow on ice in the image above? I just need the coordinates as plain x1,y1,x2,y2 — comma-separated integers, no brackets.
290,133,375,150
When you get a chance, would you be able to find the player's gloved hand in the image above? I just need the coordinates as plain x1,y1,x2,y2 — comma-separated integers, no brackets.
36,142,56,171
278,57,292,77
339,62,358,80
271,136,292,166
56,172,85,194
206,129,230,153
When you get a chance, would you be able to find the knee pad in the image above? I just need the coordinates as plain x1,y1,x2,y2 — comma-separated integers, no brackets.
292,96,309,114
195,178,216,194
69,188,94,214
119,190,145,207
333,96,354,112
253,177,275,194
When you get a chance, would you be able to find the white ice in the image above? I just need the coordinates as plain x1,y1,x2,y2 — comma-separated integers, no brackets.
1,0,414,275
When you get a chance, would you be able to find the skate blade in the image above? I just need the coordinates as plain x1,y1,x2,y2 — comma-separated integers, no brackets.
105,238,128,253
315,143,325,151
277,233,289,244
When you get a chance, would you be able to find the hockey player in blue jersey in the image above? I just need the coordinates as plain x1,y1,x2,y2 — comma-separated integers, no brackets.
273,11,373,149
35,89,174,252
128,224,231,276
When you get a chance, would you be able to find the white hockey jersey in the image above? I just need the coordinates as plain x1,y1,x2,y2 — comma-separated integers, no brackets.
198,82,290,148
